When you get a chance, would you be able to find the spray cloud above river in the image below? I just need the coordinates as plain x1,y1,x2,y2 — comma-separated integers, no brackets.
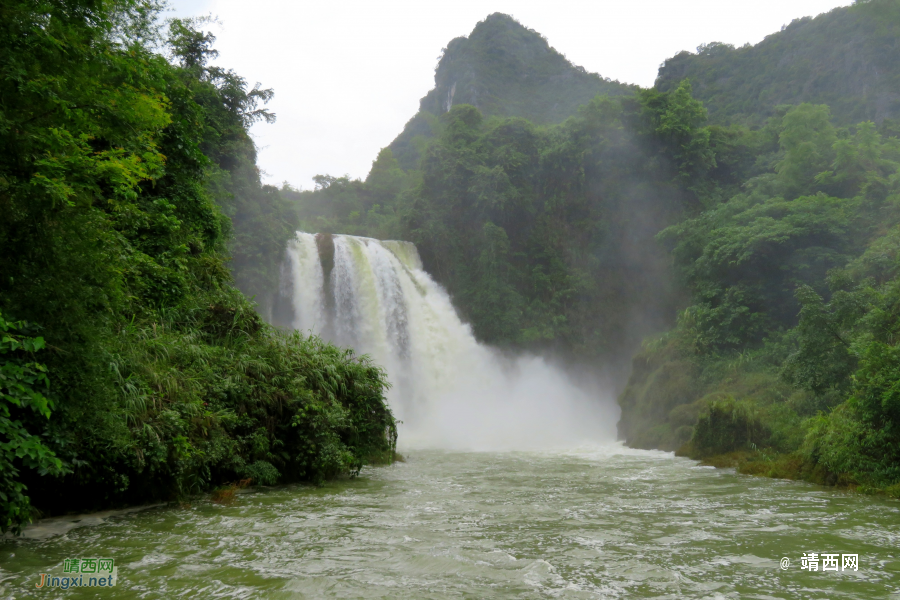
278,232,618,450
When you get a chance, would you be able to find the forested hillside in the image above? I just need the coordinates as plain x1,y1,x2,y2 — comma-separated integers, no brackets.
619,103,900,486
290,1,900,496
0,0,395,535
621,0,900,495
656,0,900,127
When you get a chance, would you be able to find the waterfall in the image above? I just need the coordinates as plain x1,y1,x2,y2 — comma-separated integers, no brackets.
281,232,617,450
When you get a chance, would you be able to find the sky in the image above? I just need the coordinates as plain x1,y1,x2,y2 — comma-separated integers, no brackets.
170,0,851,189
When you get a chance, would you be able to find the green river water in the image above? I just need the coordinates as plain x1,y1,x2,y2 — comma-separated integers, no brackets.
1,445,899,599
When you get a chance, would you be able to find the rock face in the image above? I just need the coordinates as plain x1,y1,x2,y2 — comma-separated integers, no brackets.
655,2,900,126
387,13,634,170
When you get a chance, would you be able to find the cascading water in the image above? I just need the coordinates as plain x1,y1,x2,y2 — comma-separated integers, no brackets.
280,232,618,450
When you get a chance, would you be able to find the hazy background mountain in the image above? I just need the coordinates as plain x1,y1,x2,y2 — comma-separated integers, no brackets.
388,13,636,170
656,1,900,126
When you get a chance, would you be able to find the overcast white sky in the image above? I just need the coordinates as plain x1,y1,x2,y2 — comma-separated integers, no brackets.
169,0,851,189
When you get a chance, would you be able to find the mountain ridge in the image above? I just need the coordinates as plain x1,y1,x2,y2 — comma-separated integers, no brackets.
387,13,635,170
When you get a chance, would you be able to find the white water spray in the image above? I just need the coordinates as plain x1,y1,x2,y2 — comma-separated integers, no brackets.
282,232,618,450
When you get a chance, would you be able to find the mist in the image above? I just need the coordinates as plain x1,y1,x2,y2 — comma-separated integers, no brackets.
276,232,620,451
417,352,620,451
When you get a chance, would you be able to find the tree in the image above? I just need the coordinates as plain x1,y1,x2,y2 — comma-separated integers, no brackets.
0,313,66,534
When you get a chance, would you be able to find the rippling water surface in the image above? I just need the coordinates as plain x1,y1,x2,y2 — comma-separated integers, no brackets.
2,445,899,599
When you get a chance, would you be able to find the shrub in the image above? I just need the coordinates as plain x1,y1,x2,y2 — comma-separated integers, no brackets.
690,396,769,456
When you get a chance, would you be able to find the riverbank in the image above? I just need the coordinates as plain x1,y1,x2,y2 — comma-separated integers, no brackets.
676,445,900,500
1,504,165,541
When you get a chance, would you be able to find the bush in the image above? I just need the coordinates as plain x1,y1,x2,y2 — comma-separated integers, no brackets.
243,461,280,486
690,396,769,456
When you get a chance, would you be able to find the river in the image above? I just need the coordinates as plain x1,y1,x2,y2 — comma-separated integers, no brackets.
2,445,898,599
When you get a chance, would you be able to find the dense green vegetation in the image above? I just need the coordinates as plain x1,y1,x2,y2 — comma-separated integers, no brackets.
291,1,900,496
0,0,395,534
623,100,900,495
620,104,898,446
